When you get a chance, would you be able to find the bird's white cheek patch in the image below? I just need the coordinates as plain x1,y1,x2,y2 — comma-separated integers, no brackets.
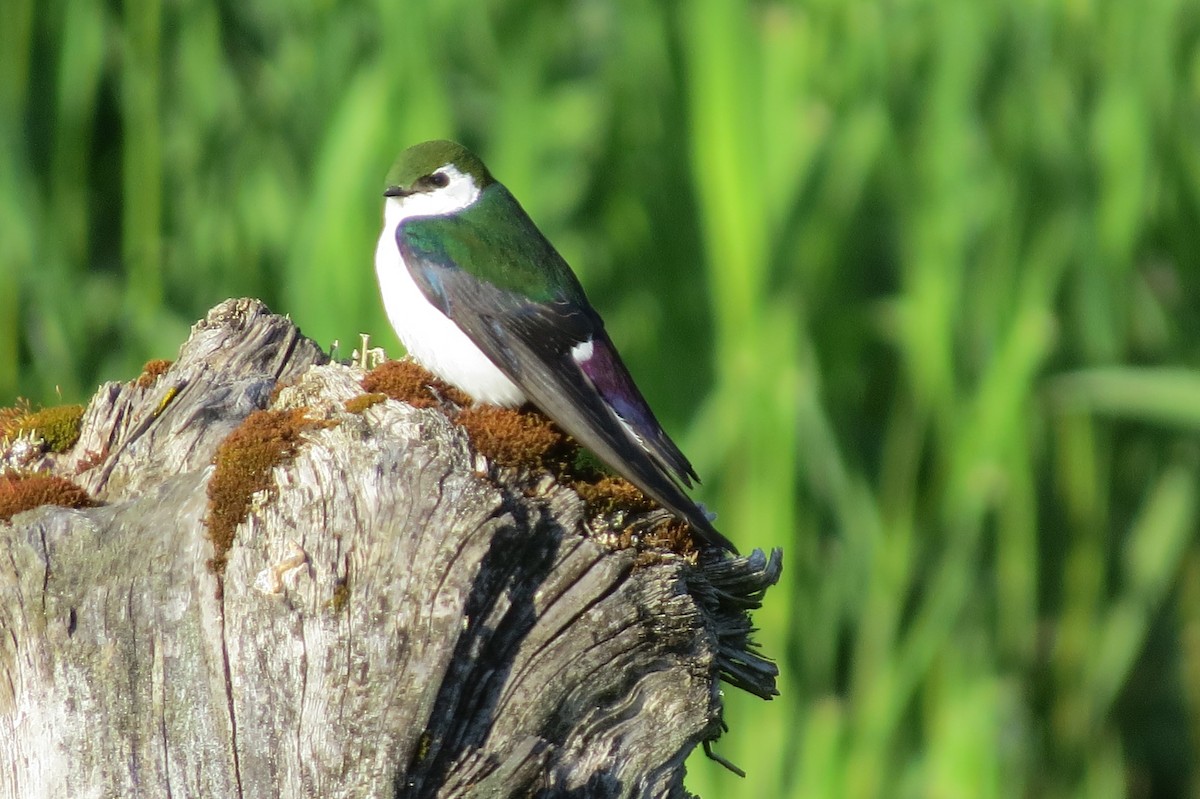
387,164,481,221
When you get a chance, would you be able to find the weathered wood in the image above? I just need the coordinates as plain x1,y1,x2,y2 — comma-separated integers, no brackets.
0,298,781,799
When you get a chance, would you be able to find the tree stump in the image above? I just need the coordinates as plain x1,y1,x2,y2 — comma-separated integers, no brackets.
0,299,781,798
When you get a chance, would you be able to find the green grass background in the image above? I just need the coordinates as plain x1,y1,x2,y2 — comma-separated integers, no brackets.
4,0,1200,796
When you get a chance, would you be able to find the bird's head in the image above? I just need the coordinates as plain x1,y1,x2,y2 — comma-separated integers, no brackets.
383,140,495,219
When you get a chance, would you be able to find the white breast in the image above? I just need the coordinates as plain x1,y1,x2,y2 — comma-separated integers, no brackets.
373,176,527,407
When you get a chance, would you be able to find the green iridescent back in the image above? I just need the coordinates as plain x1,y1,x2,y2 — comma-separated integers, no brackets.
397,182,588,305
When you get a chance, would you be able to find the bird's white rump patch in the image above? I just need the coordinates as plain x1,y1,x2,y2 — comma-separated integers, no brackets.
570,338,595,364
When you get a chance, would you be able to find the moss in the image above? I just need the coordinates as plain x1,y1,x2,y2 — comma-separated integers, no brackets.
641,519,697,554
74,446,108,474
570,447,609,479
0,401,28,435
456,404,578,472
573,474,699,554
153,385,181,417
2,404,86,453
329,576,351,613
406,729,434,772
572,474,655,516
205,409,334,577
452,403,694,550
361,359,472,409
612,517,697,555
134,358,173,388
354,358,691,551
0,473,98,523
344,392,387,415
266,376,301,407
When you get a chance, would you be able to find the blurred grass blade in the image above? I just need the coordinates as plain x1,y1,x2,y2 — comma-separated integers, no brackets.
1087,461,1197,724
1051,367,1200,429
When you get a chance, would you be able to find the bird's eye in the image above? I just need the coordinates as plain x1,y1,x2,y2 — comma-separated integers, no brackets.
427,171,449,188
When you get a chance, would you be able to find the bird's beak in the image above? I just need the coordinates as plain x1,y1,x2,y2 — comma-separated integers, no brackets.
383,185,410,198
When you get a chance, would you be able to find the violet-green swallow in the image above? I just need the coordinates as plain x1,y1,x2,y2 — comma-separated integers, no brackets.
374,140,736,553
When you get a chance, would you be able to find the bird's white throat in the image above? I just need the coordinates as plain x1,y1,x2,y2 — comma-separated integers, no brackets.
374,167,527,406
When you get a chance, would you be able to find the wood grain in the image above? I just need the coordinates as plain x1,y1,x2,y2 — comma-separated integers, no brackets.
0,299,781,798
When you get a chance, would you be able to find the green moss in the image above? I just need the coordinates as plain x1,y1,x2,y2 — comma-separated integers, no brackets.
569,447,611,480
328,576,351,612
2,404,85,453
407,730,433,771
572,474,654,516
344,392,387,414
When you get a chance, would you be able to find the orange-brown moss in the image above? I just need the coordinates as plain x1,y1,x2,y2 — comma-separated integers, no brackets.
205,409,333,577
0,473,98,523
452,403,694,549
456,405,579,471
613,517,697,556
0,401,29,436
2,404,86,453
267,376,301,407
573,474,700,553
572,474,656,516
344,393,387,415
74,446,108,474
361,359,473,409
354,359,696,551
641,518,697,554
135,358,174,388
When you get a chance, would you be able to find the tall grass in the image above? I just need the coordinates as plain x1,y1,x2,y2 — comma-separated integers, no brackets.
5,1,1200,796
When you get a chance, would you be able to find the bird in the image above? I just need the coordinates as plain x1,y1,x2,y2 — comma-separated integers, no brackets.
373,140,736,553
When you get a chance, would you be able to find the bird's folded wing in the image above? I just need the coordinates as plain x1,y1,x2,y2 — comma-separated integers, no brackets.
404,256,735,551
